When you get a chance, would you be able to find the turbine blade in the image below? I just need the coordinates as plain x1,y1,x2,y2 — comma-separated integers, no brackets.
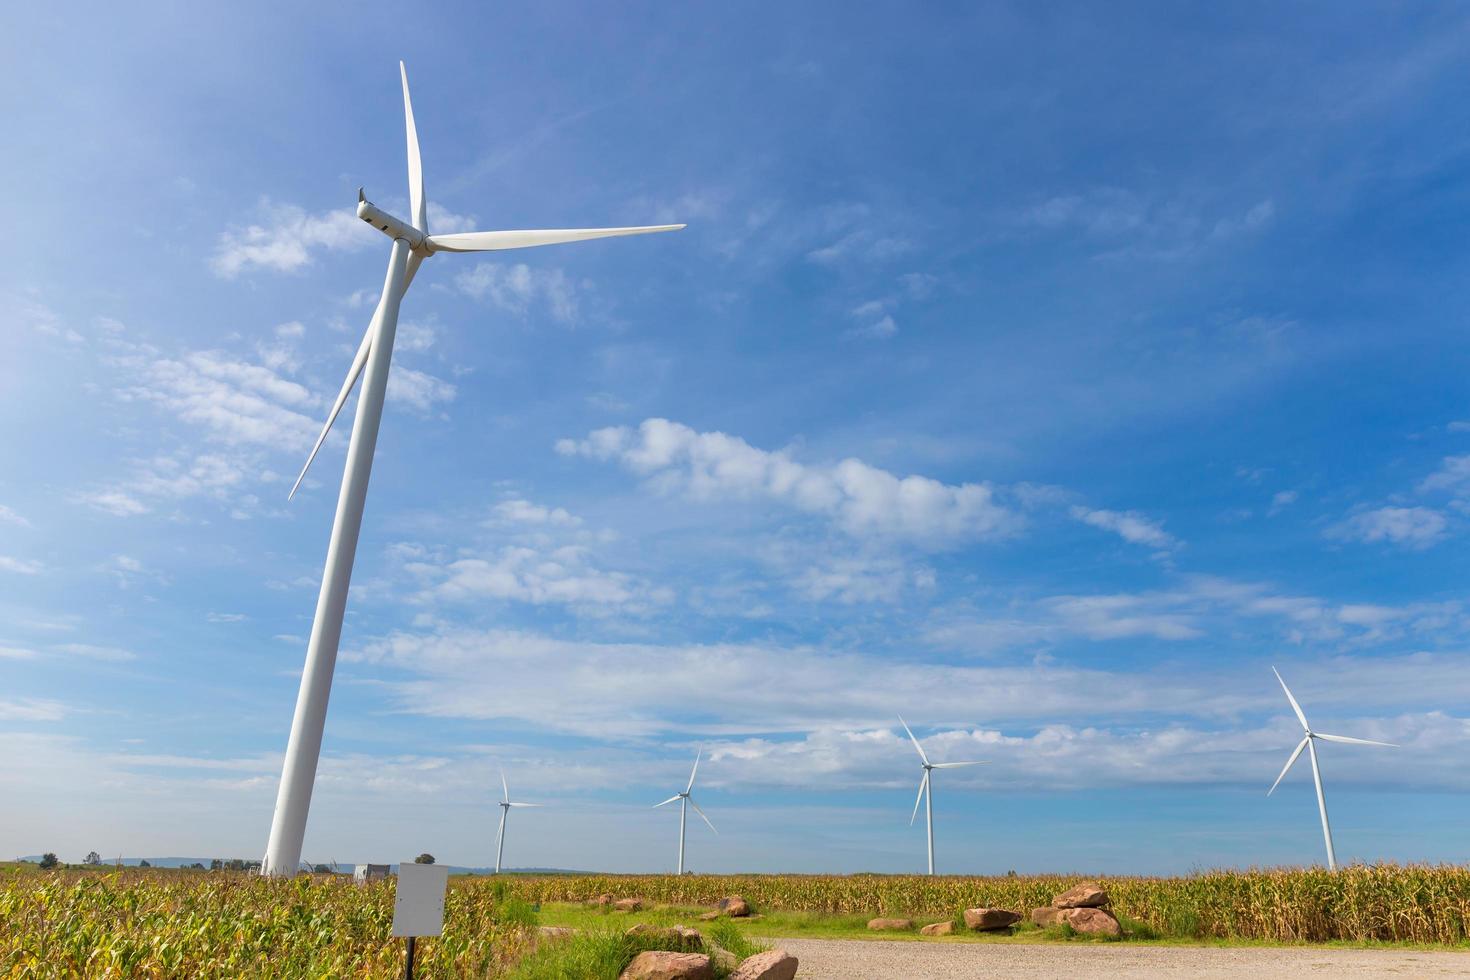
898,715,930,766
425,224,684,253
495,809,506,848
1269,736,1310,796
686,750,702,794
653,795,681,808
400,62,426,233
1273,666,1311,732
909,772,928,826
402,252,424,292
288,320,372,500
1315,732,1398,748
508,802,543,808
688,798,717,834
931,760,989,769
501,770,510,804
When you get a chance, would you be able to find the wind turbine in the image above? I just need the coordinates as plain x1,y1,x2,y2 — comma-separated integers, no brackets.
1268,667,1396,871
653,751,716,874
260,63,683,877
494,771,543,875
899,716,987,876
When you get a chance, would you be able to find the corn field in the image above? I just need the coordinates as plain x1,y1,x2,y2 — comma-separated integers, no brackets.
501,865,1470,945
0,868,529,978
4,864,1469,978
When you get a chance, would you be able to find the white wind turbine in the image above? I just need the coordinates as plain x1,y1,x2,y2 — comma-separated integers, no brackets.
1268,667,1396,871
899,716,987,876
493,771,543,875
260,62,683,877
653,751,716,875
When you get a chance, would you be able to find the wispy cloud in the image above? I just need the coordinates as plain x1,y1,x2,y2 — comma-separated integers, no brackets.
557,418,1019,549
0,556,43,575
1327,506,1447,550
455,263,581,323
1070,506,1178,550
211,199,377,278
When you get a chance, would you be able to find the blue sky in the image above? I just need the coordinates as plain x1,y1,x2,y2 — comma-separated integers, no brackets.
3,2,1470,874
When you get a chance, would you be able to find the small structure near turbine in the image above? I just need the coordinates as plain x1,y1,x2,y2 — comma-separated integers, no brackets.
654,751,716,875
354,863,391,884
1268,666,1396,870
259,63,682,877
899,715,987,876
494,771,543,875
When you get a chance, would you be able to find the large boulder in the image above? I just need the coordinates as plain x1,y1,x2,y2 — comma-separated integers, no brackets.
594,893,615,907
730,950,799,980
620,951,714,980
1064,907,1122,936
718,895,752,917
920,921,954,936
614,898,645,912
1030,907,1065,928
697,910,721,921
867,917,915,931
1052,882,1108,909
963,907,1021,931
536,925,576,943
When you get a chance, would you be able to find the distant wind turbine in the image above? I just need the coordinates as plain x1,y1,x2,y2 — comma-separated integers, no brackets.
494,771,543,875
1268,667,1396,871
260,62,683,877
654,751,716,874
899,716,987,876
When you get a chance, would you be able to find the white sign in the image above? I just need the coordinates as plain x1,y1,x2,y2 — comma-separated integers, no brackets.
391,863,450,937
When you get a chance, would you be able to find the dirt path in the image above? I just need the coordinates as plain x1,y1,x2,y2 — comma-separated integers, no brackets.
772,937,1470,979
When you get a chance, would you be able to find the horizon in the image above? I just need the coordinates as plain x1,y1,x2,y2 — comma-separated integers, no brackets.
3,2,1469,877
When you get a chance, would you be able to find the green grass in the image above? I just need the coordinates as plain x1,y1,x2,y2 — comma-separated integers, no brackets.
502,913,766,979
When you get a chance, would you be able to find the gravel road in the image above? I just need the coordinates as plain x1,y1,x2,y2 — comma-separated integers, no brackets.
773,937,1470,979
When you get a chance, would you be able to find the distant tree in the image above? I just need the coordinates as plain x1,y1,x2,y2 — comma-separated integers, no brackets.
187,862,205,870
313,864,331,874
84,851,101,866
209,859,223,871
39,853,58,869
414,853,435,865
139,859,151,868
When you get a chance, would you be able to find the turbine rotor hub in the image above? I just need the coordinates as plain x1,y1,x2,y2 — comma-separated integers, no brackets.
356,195,426,250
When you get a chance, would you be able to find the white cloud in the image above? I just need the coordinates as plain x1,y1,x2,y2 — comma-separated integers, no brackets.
387,366,456,413
791,554,933,604
492,499,581,528
849,314,897,340
1070,506,1177,550
124,351,319,450
807,231,912,265
211,200,377,277
1269,490,1299,515
1327,506,1447,550
76,490,149,517
0,556,42,575
406,545,669,613
206,612,248,623
557,418,1018,549
1043,593,1201,640
0,646,40,660
56,643,137,662
1421,455,1470,497
0,699,67,722
0,504,30,527
455,263,580,323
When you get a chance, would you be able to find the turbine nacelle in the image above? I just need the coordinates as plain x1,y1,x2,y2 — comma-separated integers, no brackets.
357,191,426,250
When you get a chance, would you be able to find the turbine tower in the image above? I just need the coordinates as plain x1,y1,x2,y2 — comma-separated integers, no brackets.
260,63,683,877
1268,667,1396,871
899,716,987,876
494,771,543,875
653,751,716,874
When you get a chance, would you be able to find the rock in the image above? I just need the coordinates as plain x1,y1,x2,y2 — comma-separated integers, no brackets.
614,898,644,912
717,895,752,917
867,917,915,931
706,943,739,972
730,949,799,980
625,924,702,950
1064,907,1122,936
1031,907,1065,928
963,907,1021,931
594,893,615,907
920,921,954,936
697,910,721,921
619,951,714,980
536,925,576,943
1052,881,1109,909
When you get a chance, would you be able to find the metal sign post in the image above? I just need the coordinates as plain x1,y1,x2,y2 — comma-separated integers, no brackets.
391,863,449,979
